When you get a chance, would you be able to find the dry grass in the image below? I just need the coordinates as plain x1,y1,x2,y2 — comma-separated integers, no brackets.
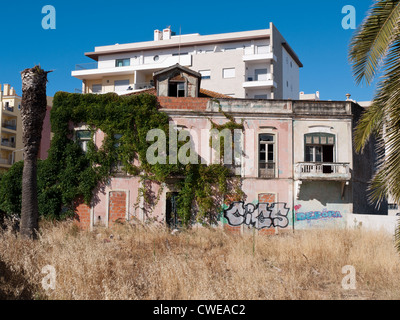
0,220,400,300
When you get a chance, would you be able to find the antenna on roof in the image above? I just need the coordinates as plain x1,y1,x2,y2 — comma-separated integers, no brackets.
178,25,182,65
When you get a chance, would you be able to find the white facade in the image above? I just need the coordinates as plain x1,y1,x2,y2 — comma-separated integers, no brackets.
72,23,302,99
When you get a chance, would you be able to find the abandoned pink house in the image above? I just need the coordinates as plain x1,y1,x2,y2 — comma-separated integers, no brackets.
73,64,385,234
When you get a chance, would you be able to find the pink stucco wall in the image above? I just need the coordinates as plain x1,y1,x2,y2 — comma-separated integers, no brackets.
39,106,52,160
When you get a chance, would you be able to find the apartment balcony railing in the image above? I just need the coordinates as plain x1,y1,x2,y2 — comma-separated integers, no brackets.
0,158,12,166
2,121,17,131
134,82,155,91
75,62,99,71
245,73,273,82
294,162,351,181
1,140,16,148
3,105,14,113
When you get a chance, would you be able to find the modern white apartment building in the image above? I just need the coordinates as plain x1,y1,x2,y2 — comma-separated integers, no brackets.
72,22,302,99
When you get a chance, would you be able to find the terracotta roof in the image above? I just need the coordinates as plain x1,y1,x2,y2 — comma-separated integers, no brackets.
126,88,233,99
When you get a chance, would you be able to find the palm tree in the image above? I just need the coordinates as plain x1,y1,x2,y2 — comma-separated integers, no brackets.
349,0,400,207
20,66,50,240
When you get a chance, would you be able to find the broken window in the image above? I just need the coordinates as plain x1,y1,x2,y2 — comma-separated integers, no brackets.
304,133,335,173
168,81,186,97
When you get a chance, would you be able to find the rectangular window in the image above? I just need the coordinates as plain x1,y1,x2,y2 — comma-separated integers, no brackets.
92,84,102,93
254,94,268,99
305,146,322,162
115,59,130,67
199,70,211,80
223,68,235,79
114,80,130,92
169,81,186,97
259,134,275,178
76,130,92,153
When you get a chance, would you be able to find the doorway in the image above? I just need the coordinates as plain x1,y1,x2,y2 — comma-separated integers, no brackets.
166,192,180,229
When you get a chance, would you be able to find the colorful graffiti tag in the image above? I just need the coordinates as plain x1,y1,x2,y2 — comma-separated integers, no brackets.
224,202,290,229
295,207,342,222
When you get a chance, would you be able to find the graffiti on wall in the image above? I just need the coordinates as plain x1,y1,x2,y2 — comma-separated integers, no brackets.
224,202,290,229
294,205,342,222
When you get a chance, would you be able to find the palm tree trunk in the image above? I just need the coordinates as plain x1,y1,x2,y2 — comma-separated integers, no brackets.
20,66,49,240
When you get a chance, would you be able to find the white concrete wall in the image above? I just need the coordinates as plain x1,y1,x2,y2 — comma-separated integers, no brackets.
282,47,300,100
347,214,399,235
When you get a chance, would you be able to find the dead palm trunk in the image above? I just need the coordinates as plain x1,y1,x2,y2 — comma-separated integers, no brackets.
20,66,49,240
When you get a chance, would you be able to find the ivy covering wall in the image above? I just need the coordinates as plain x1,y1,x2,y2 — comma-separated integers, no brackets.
0,92,244,226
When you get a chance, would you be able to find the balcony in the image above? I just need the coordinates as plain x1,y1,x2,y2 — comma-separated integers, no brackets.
243,73,276,89
2,121,17,131
133,81,155,91
1,140,16,149
3,105,14,113
294,163,351,181
72,55,193,80
0,158,12,166
243,53,276,63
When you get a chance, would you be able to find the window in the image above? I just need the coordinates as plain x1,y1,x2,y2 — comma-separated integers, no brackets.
172,52,188,56
76,130,92,153
199,70,211,80
115,59,130,67
304,133,335,173
223,68,235,79
114,80,130,92
259,134,275,178
168,81,186,97
153,55,160,62
92,84,102,93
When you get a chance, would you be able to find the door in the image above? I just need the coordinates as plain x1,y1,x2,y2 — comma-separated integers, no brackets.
166,192,180,229
322,145,334,173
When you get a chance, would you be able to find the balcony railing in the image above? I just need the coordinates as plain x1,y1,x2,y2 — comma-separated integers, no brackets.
1,140,16,148
0,158,12,166
2,121,17,131
245,73,273,82
134,82,155,91
3,105,14,113
75,62,98,71
295,162,351,181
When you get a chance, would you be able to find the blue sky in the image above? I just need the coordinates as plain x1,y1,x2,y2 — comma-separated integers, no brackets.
0,0,376,101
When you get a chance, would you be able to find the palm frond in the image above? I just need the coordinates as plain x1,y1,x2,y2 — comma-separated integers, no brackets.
349,0,400,85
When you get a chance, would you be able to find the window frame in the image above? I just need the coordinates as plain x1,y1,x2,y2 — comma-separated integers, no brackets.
304,133,336,163
223,68,236,79
115,58,130,67
258,133,276,179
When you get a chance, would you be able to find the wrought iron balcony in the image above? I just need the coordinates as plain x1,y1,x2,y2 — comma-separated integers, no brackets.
294,162,351,181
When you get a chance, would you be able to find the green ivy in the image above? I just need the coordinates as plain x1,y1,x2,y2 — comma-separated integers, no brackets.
0,92,244,227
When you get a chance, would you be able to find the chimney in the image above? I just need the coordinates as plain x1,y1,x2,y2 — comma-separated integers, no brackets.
3,84,10,96
163,27,172,40
154,29,163,41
